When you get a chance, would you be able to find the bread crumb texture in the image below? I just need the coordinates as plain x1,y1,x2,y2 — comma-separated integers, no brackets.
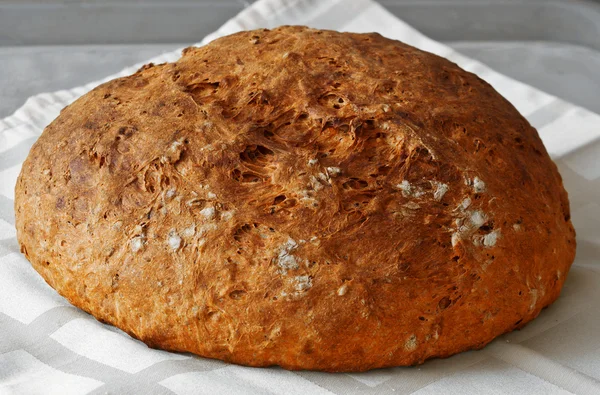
14,26,575,372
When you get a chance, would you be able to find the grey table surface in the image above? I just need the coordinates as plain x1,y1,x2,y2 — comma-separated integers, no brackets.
2,0,600,119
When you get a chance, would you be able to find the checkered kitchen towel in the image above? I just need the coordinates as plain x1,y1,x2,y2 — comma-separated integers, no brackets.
1,0,600,394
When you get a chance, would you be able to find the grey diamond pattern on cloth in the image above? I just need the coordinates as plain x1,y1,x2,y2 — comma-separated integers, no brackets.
1,0,600,394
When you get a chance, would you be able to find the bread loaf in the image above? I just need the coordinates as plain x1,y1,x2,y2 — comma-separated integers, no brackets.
15,26,576,371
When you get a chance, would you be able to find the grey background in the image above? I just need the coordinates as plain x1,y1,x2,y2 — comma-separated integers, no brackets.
1,0,600,118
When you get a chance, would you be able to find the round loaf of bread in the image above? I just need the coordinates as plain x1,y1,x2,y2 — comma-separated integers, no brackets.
15,26,576,371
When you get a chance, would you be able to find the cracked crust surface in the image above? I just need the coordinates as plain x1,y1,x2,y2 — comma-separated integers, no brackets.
15,26,576,371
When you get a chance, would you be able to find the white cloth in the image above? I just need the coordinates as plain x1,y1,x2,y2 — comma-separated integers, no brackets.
1,0,599,394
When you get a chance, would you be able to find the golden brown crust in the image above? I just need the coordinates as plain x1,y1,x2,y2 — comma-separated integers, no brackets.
15,26,575,372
